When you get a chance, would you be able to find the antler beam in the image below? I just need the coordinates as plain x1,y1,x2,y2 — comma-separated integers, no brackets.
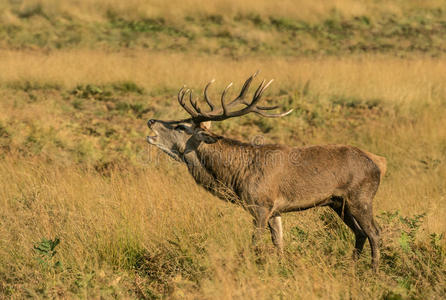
177,71,293,123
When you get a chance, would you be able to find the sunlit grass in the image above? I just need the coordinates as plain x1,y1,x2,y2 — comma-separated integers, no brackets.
0,48,445,298
1,50,445,104
0,0,445,298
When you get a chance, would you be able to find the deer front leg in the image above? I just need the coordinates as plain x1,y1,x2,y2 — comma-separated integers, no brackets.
268,215,283,253
251,207,270,249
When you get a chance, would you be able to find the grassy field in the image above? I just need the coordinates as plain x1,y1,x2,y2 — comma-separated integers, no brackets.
1,1,445,299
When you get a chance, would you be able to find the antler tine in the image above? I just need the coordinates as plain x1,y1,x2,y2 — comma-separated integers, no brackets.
250,79,267,106
204,79,215,111
260,79,274,95
178,86,185,100
245,79,293,118
227,71,259,107
256,105,279,110
220,82,233,115
252,108,294,118
215,79,270,119
254,79,273,101
189,90,202,114
177,87,199,117
177,86,188,107
242,78,292,117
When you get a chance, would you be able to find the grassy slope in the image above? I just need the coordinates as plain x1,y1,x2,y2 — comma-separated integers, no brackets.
0,1,446,299
1,0,446,56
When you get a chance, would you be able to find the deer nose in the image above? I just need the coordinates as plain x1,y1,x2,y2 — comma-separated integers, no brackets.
147,119,156,128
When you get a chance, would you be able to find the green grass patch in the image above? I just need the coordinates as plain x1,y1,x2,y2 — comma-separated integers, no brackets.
6,80,62,92
1,10,445,56
331,95,382,109
109,17,190,38
111,81,145,94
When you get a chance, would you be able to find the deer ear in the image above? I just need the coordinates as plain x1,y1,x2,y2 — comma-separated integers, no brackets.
195,130,219,144
199,121,211,130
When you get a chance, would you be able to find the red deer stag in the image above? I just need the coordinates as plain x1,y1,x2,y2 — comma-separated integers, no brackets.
146,72,386,270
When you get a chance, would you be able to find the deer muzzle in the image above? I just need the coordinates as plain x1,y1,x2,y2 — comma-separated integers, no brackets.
146,119,158,144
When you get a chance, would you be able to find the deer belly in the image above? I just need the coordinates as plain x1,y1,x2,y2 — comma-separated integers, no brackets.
275,182,340,212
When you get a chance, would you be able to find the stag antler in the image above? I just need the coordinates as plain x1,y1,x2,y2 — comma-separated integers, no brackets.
177,71,293,123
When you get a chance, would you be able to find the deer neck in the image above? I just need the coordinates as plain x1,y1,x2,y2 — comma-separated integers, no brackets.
182,137,256,199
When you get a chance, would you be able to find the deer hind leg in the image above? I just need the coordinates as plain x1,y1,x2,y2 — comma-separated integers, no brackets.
329,198,367,259
347,186,381,272
268,215,284,253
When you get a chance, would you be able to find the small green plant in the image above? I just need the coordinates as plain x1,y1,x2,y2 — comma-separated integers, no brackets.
72,84,111,100
7,80,61,92
377,211,445,297
380,211,426,252
15,3,46,19
205,14,224,25
33,237,62,269
331,95,381,109
0,122,11,151
269,17,309,31
24,133,44,154
114,102,149,118
290,226,308,242
109,17,187,37
111,81,145,94
72,99,83,109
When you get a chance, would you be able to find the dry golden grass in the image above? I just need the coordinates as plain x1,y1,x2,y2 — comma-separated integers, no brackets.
0,47,445,298
1,0,446,294
0,153,444,298
1,50,445,104
0,50,445,228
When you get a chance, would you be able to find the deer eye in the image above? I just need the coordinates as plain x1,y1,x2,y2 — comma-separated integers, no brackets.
174,125,187,131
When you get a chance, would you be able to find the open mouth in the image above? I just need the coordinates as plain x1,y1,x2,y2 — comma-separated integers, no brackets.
146,128,158,144
146,136,157,144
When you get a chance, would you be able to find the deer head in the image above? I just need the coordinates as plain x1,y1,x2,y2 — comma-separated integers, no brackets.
146,71,293,161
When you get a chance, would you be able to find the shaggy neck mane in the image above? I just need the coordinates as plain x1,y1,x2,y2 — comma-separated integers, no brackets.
184,136,283,200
